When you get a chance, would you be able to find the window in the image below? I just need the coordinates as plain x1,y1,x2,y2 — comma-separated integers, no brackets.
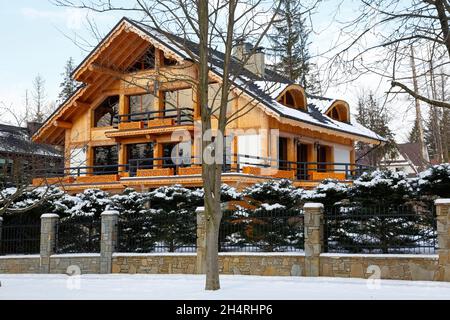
278,88,307,111
164,88,194,122
285,91,295,107
93,96,119,127
128,143,154,175
164,56,178,67
129,47,156,72
129,94,155,121
93,146,118,175
327,103,350,122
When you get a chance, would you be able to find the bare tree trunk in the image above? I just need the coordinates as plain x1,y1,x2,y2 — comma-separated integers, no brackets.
429,58,443,163
410,46,427,168
441,72,449,162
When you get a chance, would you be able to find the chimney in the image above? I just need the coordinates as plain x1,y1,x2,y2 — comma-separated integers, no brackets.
27,121,43,136
233,41,265,78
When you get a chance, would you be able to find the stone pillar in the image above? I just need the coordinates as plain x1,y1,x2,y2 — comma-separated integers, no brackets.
196,207,206,274
40,214,59,274
435,199,450,281
100,210,119,274
304,203,324,277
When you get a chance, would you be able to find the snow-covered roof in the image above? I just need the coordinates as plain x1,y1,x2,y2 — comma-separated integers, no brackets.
0,123,62,157
46,17,386,144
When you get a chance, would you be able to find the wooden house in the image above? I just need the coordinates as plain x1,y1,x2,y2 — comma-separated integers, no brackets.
32,18,385,192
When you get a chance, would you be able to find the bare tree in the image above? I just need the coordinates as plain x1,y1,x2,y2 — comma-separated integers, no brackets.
51,0,319,290
32,74,47,123
323,0,450,111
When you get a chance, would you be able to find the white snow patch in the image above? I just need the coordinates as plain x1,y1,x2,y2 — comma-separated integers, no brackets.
320,253,439,259
1,274,450,300
303,203,324,209
0,255,40,260
50,254,101,258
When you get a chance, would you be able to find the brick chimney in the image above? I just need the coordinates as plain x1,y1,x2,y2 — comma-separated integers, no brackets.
27,121,43,136
233,40,265,77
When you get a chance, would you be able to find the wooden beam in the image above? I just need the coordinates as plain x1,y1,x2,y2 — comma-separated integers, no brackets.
53,120,73,129
89,64,126,79
73,101,91,109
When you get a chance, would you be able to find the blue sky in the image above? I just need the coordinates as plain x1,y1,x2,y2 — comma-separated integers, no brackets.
0,1,415,142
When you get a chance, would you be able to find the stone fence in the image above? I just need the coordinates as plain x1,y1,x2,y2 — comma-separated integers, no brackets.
0,199,449,282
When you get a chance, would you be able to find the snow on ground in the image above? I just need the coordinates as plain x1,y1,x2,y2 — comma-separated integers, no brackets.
1,274,450,300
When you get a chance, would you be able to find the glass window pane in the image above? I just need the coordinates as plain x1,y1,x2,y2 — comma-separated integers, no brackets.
94,96,119,127
128,143,154,174
93,146,118,175
129,94,155,121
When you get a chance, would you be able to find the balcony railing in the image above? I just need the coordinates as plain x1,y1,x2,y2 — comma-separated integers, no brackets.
34,154,374,184
114,107,194,128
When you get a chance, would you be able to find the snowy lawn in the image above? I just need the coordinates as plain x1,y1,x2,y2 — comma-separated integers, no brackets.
1,274,450,300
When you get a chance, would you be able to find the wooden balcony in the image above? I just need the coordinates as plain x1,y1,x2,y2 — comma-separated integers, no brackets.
32,155,374,193
105,108,194,139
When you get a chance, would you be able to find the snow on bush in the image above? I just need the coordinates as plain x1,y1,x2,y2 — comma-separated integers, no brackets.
243,179,302,206
417,163,450,197
299,179,349,206
65,189,113,218
350,170,413,205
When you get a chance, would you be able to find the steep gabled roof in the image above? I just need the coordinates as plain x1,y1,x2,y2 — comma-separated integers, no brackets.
34,17,386,144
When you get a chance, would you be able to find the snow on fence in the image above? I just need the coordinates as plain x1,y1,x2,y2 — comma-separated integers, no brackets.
324,203,437,254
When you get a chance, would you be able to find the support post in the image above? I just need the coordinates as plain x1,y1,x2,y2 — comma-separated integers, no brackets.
196,207,206,274
100,210,119,274
435,199,450,281
304,203,324,277
40,214,59,274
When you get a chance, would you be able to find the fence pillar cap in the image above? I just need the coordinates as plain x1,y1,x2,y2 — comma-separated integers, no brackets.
196,207,205,213
101,210,120,216
435,199,450,205
41,213,59,219
303,203,324,209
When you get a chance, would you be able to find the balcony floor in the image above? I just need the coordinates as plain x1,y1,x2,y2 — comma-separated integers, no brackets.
54,173,353,194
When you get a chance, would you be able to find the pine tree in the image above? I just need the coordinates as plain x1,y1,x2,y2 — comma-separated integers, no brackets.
355,92,397,166
269,0,319,93
58,57,79,104
409,119,421,144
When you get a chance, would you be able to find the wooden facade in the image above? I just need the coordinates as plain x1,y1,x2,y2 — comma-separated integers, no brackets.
32,18,383,192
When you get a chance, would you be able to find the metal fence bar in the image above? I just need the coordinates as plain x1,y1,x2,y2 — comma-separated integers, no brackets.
0,223,41,256
323,204,437,254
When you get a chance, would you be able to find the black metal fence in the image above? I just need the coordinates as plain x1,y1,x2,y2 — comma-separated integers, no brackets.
117,212,197,253
324,204,437,254
0,223,41,255
219,209,304,252
56,220,101,254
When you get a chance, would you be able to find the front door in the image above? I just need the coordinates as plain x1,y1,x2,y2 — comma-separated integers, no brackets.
317,145,328,172
297,144,309,180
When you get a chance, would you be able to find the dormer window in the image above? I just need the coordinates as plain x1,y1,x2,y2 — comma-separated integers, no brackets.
326,101,350,123
277,86,307,111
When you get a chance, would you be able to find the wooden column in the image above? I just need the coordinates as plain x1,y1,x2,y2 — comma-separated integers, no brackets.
154,143,163,168
287,138,296,173
307,144,317,180
119,94,129,123
326,146,335,172
118,143,128,176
